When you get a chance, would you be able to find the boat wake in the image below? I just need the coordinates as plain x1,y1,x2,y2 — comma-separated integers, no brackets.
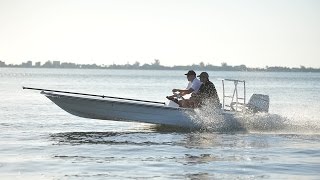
188,104,320,134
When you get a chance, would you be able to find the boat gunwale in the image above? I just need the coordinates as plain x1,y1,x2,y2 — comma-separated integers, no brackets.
41,91,193,112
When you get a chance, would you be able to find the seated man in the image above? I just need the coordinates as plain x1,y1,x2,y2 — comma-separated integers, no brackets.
181,72,220,108
166,70,201,106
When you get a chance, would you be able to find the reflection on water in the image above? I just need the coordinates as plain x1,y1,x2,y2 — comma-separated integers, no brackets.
51,131,172,146
50,130,271,149
48,130,278,179
183,154,220,165
47,127,317,179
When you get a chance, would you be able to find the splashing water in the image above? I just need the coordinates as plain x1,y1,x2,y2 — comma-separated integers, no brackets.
186,103,244,132
187,103,320,134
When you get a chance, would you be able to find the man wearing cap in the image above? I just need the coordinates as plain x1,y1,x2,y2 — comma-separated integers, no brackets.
166,70,202,105
181,72,220,108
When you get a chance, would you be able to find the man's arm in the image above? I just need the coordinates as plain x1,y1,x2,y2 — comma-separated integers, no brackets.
172,88,194,96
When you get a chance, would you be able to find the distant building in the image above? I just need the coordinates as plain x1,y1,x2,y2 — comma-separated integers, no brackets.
0,61,5,67
22,61,32,67
35,62,41,67
60,62,78,68
27,61,32,67
52,61,60,68
42,60,53,68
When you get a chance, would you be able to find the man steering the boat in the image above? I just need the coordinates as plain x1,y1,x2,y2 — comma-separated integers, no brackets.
181,72,221,108
166,70,202,106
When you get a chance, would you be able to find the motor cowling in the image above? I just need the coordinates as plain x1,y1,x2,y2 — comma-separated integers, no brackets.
247,94,269,113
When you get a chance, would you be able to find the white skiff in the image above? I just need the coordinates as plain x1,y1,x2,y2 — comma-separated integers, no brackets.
23,79,270,128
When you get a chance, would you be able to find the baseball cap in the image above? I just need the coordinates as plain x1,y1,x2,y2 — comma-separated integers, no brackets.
197,72,209,78
184,70,196,76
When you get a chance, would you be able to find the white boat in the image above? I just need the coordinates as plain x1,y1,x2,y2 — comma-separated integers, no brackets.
23,79,270,128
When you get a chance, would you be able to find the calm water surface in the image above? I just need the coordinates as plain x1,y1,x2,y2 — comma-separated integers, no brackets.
0,68,320,179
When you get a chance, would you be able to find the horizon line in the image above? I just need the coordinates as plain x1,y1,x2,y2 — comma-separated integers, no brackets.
0,59,319,69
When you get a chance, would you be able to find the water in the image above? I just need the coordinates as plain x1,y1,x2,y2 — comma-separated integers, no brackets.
0,68,320,179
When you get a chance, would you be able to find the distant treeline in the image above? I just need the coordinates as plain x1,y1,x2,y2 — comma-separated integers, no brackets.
1,59,319,72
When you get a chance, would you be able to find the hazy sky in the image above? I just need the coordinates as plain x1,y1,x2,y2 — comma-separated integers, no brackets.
1,0,319,67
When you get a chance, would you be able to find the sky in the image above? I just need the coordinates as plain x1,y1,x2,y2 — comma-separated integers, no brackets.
0,0,319,68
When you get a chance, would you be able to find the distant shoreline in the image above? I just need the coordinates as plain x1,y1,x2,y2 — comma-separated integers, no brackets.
1,66,320,73
1,60,319,72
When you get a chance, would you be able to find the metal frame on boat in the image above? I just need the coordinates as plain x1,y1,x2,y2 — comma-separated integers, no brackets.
222,79,246,112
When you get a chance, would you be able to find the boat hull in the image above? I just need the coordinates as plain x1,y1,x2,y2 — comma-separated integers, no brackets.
42,91,198,128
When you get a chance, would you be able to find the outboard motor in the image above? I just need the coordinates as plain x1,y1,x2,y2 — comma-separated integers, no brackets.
247,94,269,113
